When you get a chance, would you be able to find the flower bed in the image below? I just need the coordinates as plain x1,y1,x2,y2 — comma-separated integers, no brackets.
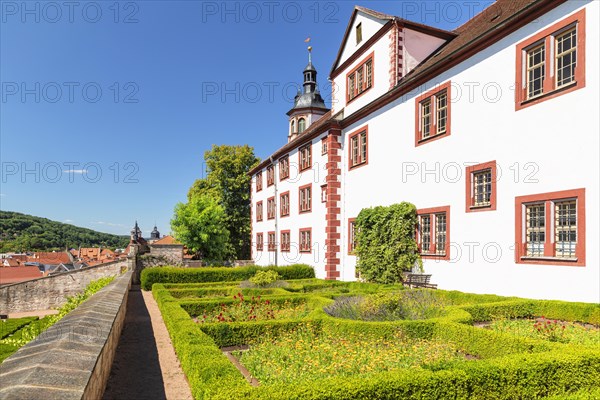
235,326,466,385
148,273,600,400
486,317,599,346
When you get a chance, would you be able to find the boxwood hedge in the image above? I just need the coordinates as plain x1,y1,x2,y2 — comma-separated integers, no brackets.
152,280,600,399
141,264,315,290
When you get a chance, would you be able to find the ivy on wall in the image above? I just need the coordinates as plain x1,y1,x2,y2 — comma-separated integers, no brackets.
355,202,422,284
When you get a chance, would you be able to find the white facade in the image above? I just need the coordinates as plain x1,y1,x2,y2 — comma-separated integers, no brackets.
250,1,599,302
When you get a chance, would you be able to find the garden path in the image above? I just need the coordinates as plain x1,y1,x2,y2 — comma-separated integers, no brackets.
103,285,193,400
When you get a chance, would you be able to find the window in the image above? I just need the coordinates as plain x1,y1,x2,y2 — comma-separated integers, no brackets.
298,118,306,133
290,120,295,134
415,81,451,146
356,22,362,44
299,143,312,171
346,53,374,103
299,184,312,213
280,191,290,217
256,172,263,192
321,184,327,203
256,201,263,222
256,233,263,251
417,206,450,260
348,218,357,254
280,230,290,252
515,9,585,110
321,137,328,155
267,197,276,220
279,156,289,180
268,231,276,251
515,188,585,266
266,165,274,186
349,127,368,169
466,161,497,212
299,228,311,253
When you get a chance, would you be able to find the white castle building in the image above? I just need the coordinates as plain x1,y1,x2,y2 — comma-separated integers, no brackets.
249,0,599,302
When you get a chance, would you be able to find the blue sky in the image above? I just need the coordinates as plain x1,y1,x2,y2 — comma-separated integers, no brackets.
0,0,492,236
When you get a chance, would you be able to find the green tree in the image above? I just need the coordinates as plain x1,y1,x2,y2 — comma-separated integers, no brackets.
171,194,231,262
355,202,422,284
187,144,260,259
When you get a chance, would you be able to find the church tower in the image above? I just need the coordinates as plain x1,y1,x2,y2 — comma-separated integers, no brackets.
287,46,330,142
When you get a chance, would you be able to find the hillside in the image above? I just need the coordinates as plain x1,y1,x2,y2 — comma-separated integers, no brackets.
0,211,129,253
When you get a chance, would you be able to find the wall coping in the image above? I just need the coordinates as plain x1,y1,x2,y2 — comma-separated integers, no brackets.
0,270,133,399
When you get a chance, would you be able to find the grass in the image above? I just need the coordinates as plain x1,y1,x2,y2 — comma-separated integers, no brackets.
235,326,467,385
488,318,600,346
0,317,38,339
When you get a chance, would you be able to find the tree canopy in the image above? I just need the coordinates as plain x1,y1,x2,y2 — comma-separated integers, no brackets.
0,211,129,252
185,144,260,260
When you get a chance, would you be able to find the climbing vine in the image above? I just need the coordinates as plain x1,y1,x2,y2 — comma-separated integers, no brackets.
355,202,421,284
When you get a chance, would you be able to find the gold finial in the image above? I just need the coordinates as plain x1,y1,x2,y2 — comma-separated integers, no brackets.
308,46,312,52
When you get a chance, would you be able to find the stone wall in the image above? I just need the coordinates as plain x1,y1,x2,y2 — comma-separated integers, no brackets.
149,244,184,264
0,258,130,314
0,270,132,400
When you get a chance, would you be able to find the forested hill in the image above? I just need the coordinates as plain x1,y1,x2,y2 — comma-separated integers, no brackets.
0,211,130,253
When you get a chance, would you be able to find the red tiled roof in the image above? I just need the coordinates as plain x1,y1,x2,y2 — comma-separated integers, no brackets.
0,266,43,285
27,252,71,265
152,235,181,245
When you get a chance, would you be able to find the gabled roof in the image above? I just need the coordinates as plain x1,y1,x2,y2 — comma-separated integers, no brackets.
329,6,456,78
152,235,181,245
27,252,71,265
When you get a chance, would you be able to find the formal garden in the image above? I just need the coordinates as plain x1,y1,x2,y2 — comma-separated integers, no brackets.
142,265,600,400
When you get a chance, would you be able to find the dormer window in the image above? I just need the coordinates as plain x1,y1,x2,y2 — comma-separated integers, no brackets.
356,23,362,44
298,118,306,133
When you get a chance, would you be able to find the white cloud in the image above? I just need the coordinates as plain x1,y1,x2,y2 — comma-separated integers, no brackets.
63,219,74,223
94,221,125,228
63,169,88,174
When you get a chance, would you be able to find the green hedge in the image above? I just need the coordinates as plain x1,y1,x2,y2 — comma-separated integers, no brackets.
0,317,38,339
153,281,600,400
141,264,315,290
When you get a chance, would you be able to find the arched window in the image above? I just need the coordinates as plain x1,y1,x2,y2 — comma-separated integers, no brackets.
290,120,295,134
298,118,306,133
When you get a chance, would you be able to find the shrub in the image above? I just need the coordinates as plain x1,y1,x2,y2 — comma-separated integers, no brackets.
141,264,314,290
248,270,279,287
355,202,421,284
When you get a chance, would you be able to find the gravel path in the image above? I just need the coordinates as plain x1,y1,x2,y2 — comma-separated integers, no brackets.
102,285,193,400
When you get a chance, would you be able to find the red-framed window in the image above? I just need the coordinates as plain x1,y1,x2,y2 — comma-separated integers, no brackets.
515,188,585,266
256,233,263,251
280,191,290,217
346,52,374,103
348,126,368,170
256,172,263,192
279,156,289,180
466,161,497,212
415,81,451,146
256,201,263,222
515,9,586,110
299,184,312,213
417,206,450,260
320,184,327,203
299,143,312,171
299,228,312,253
280,230,291,252
321,137,328,155
266,165,275,186
348,218,357,255
267,197,276,220
268,231,276,251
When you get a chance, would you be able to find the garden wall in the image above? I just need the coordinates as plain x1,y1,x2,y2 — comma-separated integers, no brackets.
0,258,131,314
0,270,133,399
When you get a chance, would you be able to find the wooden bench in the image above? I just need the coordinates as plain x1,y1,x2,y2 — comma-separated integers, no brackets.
403,273,437,289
